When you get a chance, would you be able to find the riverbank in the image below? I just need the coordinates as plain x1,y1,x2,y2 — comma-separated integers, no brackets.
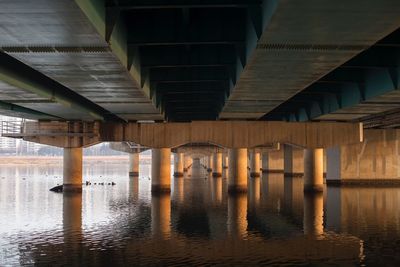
0,155,135,165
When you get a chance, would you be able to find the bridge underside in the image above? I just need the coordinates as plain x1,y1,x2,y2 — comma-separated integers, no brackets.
0,0,399,126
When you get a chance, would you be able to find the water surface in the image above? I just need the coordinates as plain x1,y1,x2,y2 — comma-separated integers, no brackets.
1,163,400,266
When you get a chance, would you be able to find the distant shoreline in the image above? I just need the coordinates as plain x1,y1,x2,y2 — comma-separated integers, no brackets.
0,155,135,165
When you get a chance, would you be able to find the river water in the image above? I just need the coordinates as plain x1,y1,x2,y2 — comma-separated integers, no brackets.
1,162,400,266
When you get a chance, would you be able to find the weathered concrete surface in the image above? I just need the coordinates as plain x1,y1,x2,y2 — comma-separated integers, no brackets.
63,147,82,192
327,129,400,183
18,121,363,149
151,148,171,193
263,148,304,174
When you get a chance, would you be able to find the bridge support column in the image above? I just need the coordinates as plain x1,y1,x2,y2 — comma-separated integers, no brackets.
261,152,268,173
304,148,324,192
184,156,192,172
129,153,139,177
223,153,229,169
284,145,293,176
173,153,184,177
207,154,214,173
212,152,223,177
228,148,248,193
250,151,261,177
63,147,82,193
151,148,171,193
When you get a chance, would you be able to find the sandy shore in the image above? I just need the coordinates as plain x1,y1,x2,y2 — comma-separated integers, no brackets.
0,155,131,165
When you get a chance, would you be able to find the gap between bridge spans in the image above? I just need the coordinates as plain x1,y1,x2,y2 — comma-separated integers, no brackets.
19,121,363,149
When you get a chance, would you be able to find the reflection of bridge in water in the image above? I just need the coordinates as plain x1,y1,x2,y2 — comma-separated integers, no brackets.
16,165,365,266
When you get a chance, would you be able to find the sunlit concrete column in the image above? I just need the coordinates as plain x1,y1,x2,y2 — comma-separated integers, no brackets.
261,152,268,173
304,148,324,192
212,152,223,177
173,152,184,177
128,152,139,177
151,148,171,193
211,176,222,204
223,153,229,169
283,145,293,176
303,192,324,236
184,155,192,172
207,154,214,172
250,150,261,177
227,193,248,238
151,193,171,239
228,148,248,193
63,147,82,193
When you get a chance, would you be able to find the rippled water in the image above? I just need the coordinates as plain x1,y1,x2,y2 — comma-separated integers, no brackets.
1,162,400,266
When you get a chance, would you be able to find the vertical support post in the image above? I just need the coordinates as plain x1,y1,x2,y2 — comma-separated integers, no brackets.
326,147,341,182
63,147,83,193
261,152,268,173
129,152,139,177
304,148,324,192
212,152,223,177
207,154,214,172
228,148,248,193
173,152,184,177
151,148,171,193
283,144,293,176
223,152,229,169
250,150,261,177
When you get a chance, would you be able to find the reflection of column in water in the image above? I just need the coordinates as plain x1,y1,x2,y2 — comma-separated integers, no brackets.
283,176,293,212
151,193,171,239
303,192,324,236
129,176,139,201
249,176,260,207
63,193,82,246
173,177,184,203
227,193,248,238
211,177,222,204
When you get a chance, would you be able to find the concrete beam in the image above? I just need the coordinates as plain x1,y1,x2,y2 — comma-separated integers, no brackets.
19,120,363,149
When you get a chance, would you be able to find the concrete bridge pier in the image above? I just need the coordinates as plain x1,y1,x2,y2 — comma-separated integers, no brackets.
303,149,324,192
173,152,184,177
63,147,83,193
151,148,171,193
261,152,268,173
129,152,140,177
283,145,293,177
183,155,192,172
250,151,261,177
223,153,229,169
212,152,223,177
228,148,248,193
207,154,214,173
